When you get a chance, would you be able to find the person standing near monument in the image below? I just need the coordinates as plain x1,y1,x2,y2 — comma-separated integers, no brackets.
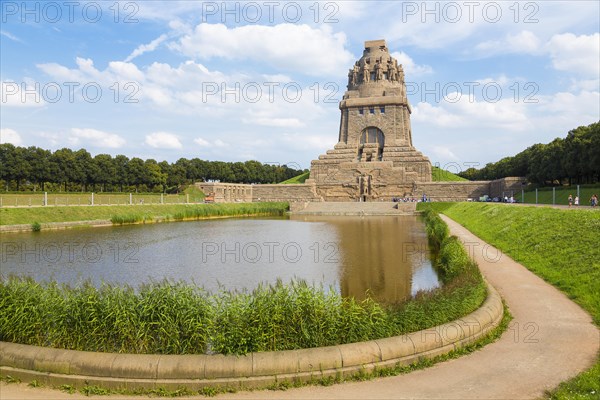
574,196,579,206
568,194,573,207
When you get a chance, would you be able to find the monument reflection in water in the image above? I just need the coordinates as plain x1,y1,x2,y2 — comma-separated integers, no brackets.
0,216,439,303
291,215,439,303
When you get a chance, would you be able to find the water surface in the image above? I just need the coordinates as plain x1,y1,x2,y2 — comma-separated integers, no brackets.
0,215,439,302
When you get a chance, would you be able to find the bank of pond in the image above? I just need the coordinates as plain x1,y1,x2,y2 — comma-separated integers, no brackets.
0,208,486,356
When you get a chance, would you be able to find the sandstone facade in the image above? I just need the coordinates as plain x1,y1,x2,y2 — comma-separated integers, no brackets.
308,39,432,202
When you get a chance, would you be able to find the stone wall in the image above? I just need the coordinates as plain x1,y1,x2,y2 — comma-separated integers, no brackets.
416,181,491,202
195,182,322,203
489,177,528,198
196,179,525,203
252,184,321,202
195,183,252,203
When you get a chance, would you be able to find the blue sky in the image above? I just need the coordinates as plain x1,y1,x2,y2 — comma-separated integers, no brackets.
1,1,599,172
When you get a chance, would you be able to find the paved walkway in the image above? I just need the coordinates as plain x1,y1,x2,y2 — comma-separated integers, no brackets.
1,216,597,399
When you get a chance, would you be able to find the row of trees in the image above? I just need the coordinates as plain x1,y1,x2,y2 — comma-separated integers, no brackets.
460,122,600,185
0,145,306,192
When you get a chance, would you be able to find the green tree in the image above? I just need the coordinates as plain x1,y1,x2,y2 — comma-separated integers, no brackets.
144,159,167,191
93,154,117,192
0,144,32,191
126,157,145,191
113,155,129,192
74,149,95,191
25,146,53,191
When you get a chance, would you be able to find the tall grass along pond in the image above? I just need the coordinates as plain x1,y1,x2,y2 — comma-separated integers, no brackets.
0,208,486,355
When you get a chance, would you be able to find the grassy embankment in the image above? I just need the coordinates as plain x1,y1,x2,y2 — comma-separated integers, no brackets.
514,184,600,205
418,202,599,399
0,186,206,208
0,202,288,226
279,171,310,184
431,166,468,182
0,209,487,356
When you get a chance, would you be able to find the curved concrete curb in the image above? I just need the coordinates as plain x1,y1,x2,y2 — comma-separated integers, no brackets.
0,220,112,233
0,282,502,391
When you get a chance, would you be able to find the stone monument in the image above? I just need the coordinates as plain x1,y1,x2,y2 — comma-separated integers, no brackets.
307,39,432,201
197,39,513,204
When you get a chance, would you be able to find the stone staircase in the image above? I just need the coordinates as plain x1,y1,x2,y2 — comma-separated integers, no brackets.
290,201,417,216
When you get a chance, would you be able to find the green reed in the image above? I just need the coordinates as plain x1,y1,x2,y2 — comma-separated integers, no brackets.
0,209,486,356
421,208,449,250
109,202,288,225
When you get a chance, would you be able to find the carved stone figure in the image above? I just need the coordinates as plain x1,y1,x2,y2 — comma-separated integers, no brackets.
388,60,398,82
374,61,383,81
398,65,405,83
362,63,370,83
352,63,359,85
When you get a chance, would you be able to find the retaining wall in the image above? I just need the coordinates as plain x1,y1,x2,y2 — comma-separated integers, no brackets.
0,281,502,391
416,182,491,202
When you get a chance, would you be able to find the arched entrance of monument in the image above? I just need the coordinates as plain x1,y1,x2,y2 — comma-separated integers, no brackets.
358,127,385,162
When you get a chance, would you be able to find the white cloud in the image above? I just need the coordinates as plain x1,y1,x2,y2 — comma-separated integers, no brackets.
69,128,126,148
568,78,600,92
390,51,433,77
474,31,542,55
242,117,304,128
145,132,183,149
107,61,145,82
280,132,335,152
1,30,22,43
1,81,46,107
38,57,145,86
414,87,599,166
171,23,353,76
194,137,211,147
535,90,600,126
0,128,23,145
124,34,168,62
431,146,458,161
546,33,600,77
412,93,530,132
475,74,514,86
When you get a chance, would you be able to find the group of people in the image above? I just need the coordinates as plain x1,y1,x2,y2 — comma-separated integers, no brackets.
392,197,419,203
568,194,598,207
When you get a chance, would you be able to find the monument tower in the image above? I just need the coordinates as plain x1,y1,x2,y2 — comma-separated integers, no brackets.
308,39,432,201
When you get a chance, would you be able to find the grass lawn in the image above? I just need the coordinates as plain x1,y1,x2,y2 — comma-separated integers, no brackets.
0,185,207,208
279,171,310,184
431,166,468,182
0,202,289,226
418,202,599,399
